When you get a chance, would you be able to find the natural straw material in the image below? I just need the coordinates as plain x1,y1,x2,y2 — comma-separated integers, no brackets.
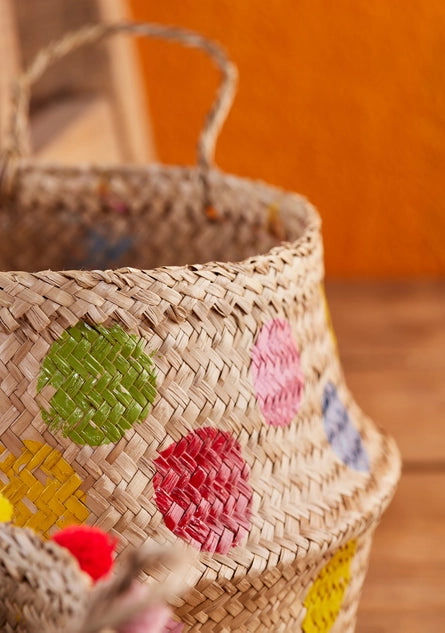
0,522,192,633
0,22,400,633
0,523,89,632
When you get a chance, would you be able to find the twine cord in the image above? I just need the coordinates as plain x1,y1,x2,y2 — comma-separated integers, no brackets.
0,21,238,194
78,544,195,633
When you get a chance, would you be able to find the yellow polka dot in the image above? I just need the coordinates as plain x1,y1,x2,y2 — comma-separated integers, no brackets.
0,492,13,522
320,284,337,348
0,440,89,536
302,540,357,633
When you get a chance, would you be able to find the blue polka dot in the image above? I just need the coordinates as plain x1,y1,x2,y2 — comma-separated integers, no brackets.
322,382,370,472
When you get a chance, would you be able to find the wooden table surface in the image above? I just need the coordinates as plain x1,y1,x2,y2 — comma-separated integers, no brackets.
326,280,445,633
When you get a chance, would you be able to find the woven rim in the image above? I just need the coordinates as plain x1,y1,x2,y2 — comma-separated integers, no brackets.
0,162,320,278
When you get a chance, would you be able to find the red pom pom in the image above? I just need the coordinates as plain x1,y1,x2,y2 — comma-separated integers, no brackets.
51,525,118,582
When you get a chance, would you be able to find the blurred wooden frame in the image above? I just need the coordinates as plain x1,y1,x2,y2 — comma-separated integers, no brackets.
0,0,156,164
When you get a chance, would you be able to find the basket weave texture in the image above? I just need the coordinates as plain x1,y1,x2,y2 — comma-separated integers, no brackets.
0,22,401,633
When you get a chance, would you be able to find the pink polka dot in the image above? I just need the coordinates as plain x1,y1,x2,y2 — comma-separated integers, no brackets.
153,428,252,555
251,318,304,427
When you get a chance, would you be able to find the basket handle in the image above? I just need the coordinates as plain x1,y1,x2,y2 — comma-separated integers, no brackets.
3,21,238,170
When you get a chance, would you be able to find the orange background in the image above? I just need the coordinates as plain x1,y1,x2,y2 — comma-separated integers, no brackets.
129,1,445,277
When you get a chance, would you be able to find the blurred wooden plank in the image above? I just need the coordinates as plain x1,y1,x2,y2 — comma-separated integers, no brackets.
7,0,155,164
32,96,122,163
326,280,445,356
97,0,157,163
14,0,105,104
343,366,444,464
326,281,445,463
357,610,445,633
326,281,445,630
356,472,445,633
0,0,21,144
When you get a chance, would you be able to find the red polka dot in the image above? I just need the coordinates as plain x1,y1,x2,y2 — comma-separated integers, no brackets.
251,318,304,427
153,428,252,554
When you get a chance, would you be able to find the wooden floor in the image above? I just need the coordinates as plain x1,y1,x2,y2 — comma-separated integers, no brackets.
326,280,445,633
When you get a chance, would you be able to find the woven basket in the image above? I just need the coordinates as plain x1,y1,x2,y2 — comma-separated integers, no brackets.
0,22,400,633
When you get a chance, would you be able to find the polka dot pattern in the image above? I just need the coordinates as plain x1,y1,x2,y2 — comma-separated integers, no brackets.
37,321,157,446
153,427,252,554
320,284,337,348
322,382,370,472
0,440,89,536
302,540,357,633
251,318,304,427
0,492,13,522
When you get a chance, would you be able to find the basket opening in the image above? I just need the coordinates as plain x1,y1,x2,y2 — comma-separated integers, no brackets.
0,166,314,272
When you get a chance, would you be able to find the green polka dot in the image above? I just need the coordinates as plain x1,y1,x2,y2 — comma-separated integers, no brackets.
37,321,157,446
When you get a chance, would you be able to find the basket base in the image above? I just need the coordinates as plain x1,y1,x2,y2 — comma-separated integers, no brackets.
176,532,373,632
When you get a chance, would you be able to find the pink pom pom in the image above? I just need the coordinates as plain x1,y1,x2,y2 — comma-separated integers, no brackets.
116,581,172,633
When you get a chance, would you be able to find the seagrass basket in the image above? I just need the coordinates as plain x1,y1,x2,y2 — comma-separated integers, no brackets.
0,22,401,633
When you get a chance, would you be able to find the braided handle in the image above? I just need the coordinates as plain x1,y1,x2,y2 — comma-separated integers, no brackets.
4,21,238,169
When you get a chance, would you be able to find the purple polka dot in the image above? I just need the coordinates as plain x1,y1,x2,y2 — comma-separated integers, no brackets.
322,382,370,472
251,319,304,427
